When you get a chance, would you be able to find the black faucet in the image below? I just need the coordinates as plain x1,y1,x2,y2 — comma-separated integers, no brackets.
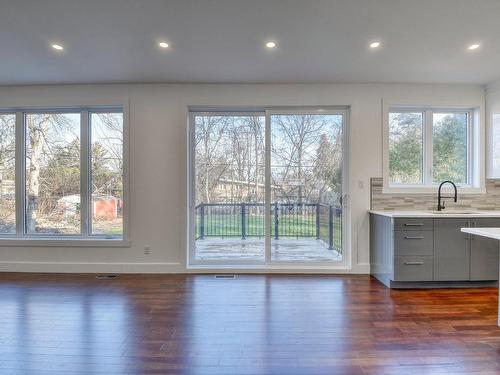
437,180,458,211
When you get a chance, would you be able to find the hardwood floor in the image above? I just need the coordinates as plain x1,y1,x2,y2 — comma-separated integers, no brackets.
0,273,499,374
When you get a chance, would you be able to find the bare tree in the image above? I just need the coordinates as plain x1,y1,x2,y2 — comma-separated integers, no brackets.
271,115,327,204
194,114,342,207
95,113,123,172
26,114,78,233
195,116,229,203
246,116,264,202
0,114,16,230
91,113,124,198
26,114,52,232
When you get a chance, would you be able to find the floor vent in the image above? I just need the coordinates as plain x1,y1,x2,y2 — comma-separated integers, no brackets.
214,274,236,279
96,274,119,280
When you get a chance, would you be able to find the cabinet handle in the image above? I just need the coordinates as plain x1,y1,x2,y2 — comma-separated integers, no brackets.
404,223,424,226
404,236,424,240
404,261,424,265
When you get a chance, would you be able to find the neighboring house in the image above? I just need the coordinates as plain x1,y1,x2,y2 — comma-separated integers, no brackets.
58,194,80,218
213,178,266,202
212,178,285,203
212,177,338,205
58,194,119,220
93,194,119,220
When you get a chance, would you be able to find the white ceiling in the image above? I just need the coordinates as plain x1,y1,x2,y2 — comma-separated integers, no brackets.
1,0,500,85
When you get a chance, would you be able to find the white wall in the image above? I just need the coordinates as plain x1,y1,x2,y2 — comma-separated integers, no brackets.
0,83,485,273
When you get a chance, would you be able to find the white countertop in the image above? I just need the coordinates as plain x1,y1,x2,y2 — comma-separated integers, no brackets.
369,210,500,218
461,227,500,241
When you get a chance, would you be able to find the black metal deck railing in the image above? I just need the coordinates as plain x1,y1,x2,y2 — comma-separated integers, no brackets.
195,203,342,252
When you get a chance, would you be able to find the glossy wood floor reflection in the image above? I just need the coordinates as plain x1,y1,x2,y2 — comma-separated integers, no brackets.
1,274,500,375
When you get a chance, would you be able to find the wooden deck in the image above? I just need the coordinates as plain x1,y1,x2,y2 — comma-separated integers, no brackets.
0,273,499,374
195,238,341,262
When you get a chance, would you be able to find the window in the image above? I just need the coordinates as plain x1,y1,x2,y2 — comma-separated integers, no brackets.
25,113,81,234
90,112,124,236
386,107,477,189
0,108,125,241
432,112,468,184
389,111,424,185
0,113,16,234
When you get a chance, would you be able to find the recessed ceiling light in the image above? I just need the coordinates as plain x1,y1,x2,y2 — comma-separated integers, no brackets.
158,41,169,48
265,41,277,49
369,41,381,49
51,44,64,51
468,43,480,50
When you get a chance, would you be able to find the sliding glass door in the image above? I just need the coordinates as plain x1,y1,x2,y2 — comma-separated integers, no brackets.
189,108,347,266
191,113,266,264
268,111,344,262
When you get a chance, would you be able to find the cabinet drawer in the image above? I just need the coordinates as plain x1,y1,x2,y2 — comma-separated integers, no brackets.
394,218,433,231
394,231,433,255
394,256,433,281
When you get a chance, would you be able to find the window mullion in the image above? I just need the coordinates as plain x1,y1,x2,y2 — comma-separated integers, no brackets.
467,111,473,185
264,110,271,264
424,110,434,185
80,111,90,237
15,112,25,236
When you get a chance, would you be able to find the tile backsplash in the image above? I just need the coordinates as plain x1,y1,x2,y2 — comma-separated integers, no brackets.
370,178,500,211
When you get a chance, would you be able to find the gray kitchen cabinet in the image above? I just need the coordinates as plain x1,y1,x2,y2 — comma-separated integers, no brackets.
394,256,433,281
370,213,500,288
470,218,500,281
394,218,433,231
370,214,394,286
433,218,470,281
370,215,434,286
394,230,433,256
393,219,433,282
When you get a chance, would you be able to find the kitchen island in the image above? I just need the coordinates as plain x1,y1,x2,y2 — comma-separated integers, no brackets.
461,227,500,241
461,227,500,325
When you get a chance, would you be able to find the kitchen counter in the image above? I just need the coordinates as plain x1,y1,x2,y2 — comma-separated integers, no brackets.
369,210,500,218
461,227,500,241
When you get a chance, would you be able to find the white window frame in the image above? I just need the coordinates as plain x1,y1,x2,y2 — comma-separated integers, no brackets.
383,104,484,194
0,106,129,247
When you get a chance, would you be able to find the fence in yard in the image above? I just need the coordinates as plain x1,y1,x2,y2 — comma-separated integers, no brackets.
195,203,342,253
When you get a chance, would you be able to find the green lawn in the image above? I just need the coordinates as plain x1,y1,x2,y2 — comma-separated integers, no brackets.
195,214,342,251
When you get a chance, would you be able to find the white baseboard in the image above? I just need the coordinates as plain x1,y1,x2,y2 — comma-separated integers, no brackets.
188,263,370,274
0,261,184,273
0,261,370,274
354,263,370,274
